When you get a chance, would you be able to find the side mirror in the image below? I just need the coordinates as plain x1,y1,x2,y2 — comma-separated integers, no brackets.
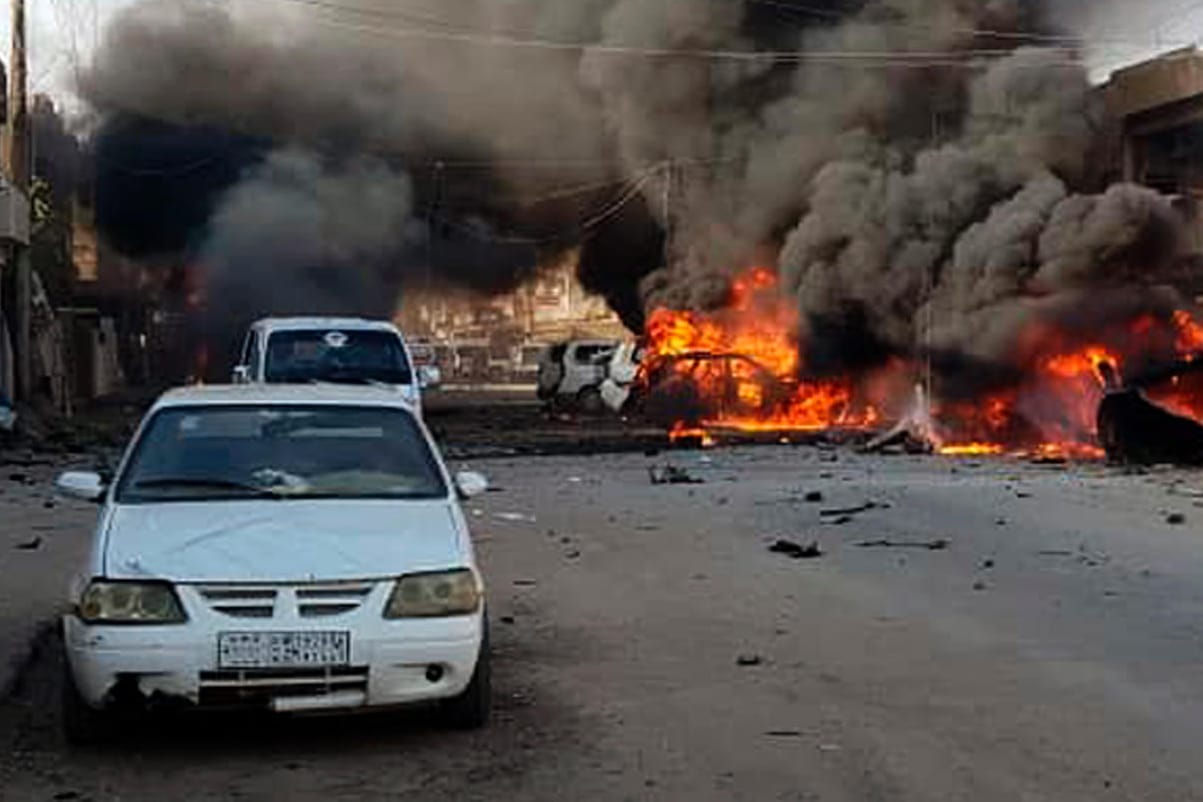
417,365,439,390
56,471,107,503
454,471,489,500
231,365,251,384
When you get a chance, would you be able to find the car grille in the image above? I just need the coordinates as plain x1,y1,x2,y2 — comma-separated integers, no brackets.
198,667,369,707
297,582,374,618
196,582,377,619
197,586,278,619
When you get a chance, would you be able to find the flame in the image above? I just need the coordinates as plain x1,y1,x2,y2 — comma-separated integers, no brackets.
644,268,1203,459
938,443,1005,456
1174,310,1203,353
644,269,879,435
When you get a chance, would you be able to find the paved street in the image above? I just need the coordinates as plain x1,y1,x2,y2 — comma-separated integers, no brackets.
4,444,1203,800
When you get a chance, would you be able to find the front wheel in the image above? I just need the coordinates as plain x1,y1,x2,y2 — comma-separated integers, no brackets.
439,625,492,730
61,655,109,746
577,386,605,416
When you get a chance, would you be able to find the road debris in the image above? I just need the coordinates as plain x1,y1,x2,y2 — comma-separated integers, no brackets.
648,464,705,485
14,537,42,551
495,512,536,523
736,654,763,667
857,538,950,551
820,501,886,517
764,730,803,738
804,491,824,503
1166,512,1186,525
972,580,988,591
513,579,538,587
768,539,824,559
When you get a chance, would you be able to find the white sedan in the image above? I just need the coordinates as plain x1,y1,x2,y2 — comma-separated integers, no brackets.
56,384,492,743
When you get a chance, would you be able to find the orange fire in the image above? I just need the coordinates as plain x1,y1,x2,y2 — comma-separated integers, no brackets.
643,267,1203,459
643,268,879,434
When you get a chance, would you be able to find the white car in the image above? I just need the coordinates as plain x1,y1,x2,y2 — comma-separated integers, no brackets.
536,340,619,412
231,317,431,413
55,384,491,744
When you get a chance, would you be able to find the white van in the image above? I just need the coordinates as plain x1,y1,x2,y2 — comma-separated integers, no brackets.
232,318,426,412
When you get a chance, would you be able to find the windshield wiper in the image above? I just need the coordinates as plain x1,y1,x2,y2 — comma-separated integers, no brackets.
131,478,289,498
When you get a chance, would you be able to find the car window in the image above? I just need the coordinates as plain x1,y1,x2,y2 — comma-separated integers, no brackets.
575,345,613,364
264,330,414,385
117,405,447,503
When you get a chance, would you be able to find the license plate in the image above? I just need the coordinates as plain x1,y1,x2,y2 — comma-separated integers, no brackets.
218,631,350,669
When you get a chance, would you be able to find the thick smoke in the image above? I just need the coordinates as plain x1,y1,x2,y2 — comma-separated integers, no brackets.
81,0,1190,387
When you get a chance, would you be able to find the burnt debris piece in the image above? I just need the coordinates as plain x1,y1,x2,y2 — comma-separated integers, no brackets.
1098,389,1203,466
768,539,824,559
1097,358,1203,466
857,538,950,551
820,501,887,518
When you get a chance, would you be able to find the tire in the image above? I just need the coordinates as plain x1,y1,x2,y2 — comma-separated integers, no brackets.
61,656,108,747
577,386,605,416
536,361,564,401
440,622,492,730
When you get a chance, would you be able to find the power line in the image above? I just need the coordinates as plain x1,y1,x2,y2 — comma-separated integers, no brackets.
236,0,1194,60
223,0,1083,66
432,167,658,246
745,0,1196,49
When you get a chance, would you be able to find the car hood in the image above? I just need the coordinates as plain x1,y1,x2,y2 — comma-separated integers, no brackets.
103,500,464,583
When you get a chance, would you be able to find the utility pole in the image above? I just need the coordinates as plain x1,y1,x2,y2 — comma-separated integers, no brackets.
3,0,31,401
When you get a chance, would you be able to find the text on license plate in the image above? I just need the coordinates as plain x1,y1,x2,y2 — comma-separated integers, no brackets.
218,631,350,669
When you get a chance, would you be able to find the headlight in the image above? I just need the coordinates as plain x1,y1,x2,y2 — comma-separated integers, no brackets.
384,570,481,619
77,581,187,624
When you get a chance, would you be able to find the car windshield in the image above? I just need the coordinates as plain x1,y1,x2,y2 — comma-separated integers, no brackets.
264,330,413,385
116,405,447,503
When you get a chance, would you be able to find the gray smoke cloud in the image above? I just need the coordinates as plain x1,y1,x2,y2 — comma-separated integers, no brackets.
81,0,1191,385
200,149,424,327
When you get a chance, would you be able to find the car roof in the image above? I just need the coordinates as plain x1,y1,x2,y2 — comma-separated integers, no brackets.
154,383,420,411
251,317,401,334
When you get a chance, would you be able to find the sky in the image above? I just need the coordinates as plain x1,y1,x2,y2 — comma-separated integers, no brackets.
2,0,1202,113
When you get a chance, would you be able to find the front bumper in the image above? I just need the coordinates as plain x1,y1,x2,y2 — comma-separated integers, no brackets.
63,601,483,713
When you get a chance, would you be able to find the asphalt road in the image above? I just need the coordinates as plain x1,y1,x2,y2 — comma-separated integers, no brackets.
5,446,1203,800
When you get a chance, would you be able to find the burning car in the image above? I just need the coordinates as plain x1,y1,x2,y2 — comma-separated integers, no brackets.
625,351,799,428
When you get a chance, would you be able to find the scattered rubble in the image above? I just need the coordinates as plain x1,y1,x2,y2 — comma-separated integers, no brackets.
648,465,705,485
768,539,824,560
856,538,950,551
820,501,886,517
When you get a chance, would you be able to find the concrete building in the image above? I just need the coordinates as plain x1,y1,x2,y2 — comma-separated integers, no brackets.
1103,48,1203,256
397,250,628,383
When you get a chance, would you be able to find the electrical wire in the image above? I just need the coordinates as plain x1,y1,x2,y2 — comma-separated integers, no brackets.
431,167,658,245
221,0,1084,66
